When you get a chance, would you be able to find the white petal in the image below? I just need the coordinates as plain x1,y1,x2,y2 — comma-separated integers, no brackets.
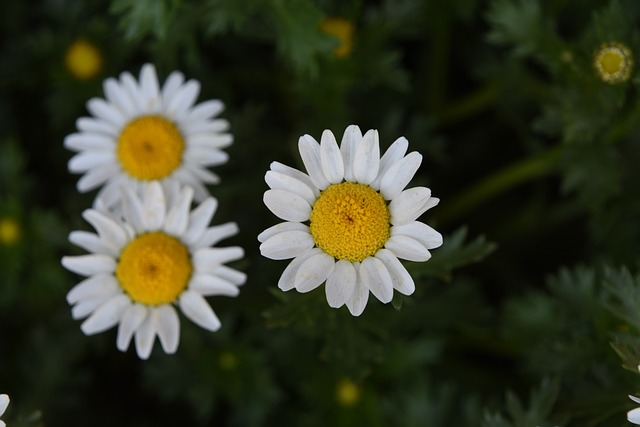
340,125,362,182
172,169,210,202
72,297,110,320
375,249,415,295
260,230,314,260
189,166,220,185
631,395,640,405
629,407,640,424
68,151,114,173
359,256,393,303
95,176,128,209
184,99,224,123
353,129,380,185
182,198,217,245
379,152,422,200
66,273,119,304
320,129,344,184
184,147,229,166
119,71,145,112
257,222,309,243
325,260,356,308
269,161,319,197
152,305,180,354
103,78,136,116
189,273,240,296
371,136,409,190
294,251,335,293
87,98,126,127
193,247,244,272
346,275,369,316
77,163,120,192
212,265,247,286
265,171,317,205
392,221,443,250
184,121,231,136
299,134,330,190
80,294,130,335
134,315,156,360
164,185,194,236
140,63,161,112
263,189,311,222
165,80,200,120
116,304,148,352
142,182,167,231
76,117,119,137
389,187,433,226
121,186,145,232
69,230,117,257
0,394,9,416
62,254,116,276
194,222,239,248
385,235,431,262
277,248,320,291
187,133,233,149
179,290,221,331
83,209,129,250
64,133,113,152
161,71,185,103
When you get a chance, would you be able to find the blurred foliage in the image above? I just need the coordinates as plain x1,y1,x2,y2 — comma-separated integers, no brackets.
2,0,640,426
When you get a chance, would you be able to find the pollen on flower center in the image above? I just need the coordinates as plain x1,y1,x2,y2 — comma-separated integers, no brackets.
117,115,185,180
310,182,390,262
116,232,192,305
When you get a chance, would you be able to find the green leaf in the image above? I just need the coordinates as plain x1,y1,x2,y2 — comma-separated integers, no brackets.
110,0,181,40
410,226,496,281
603,267,640,331
266,0,334,76
483,378,562,427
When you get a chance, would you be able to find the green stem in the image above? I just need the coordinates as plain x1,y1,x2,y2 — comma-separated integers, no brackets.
433,84,499,127
437,146,563,225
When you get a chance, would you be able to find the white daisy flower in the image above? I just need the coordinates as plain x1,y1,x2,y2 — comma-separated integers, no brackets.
0,394,8,427
64,63,232,208
258,125,442,316
62,182,246,359
630,395,640,424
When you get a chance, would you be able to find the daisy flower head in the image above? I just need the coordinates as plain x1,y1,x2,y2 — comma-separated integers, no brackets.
64,63,232,208
258,125,442,316
0,394,8,427
62,182,246,359
593,41,633,84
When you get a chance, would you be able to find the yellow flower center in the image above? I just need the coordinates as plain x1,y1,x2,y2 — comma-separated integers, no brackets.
117,115,185,180
0,217,21,246
319,17,355,58
310,182,390,262
594,42,633,84
336,379,361,407
116,232,192,305
64,39,103,80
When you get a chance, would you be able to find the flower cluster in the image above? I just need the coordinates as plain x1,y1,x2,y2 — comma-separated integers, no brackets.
62,64,245,359
62,64,444,359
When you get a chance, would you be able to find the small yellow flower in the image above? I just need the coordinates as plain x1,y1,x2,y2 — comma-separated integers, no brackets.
65,38,103,80
593,41,633,84
218,351,238,370
319,18,355,58
0,217,21,246
336,378,360,407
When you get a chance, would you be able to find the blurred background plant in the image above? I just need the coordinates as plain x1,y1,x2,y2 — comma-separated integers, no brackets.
1,0,640,425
